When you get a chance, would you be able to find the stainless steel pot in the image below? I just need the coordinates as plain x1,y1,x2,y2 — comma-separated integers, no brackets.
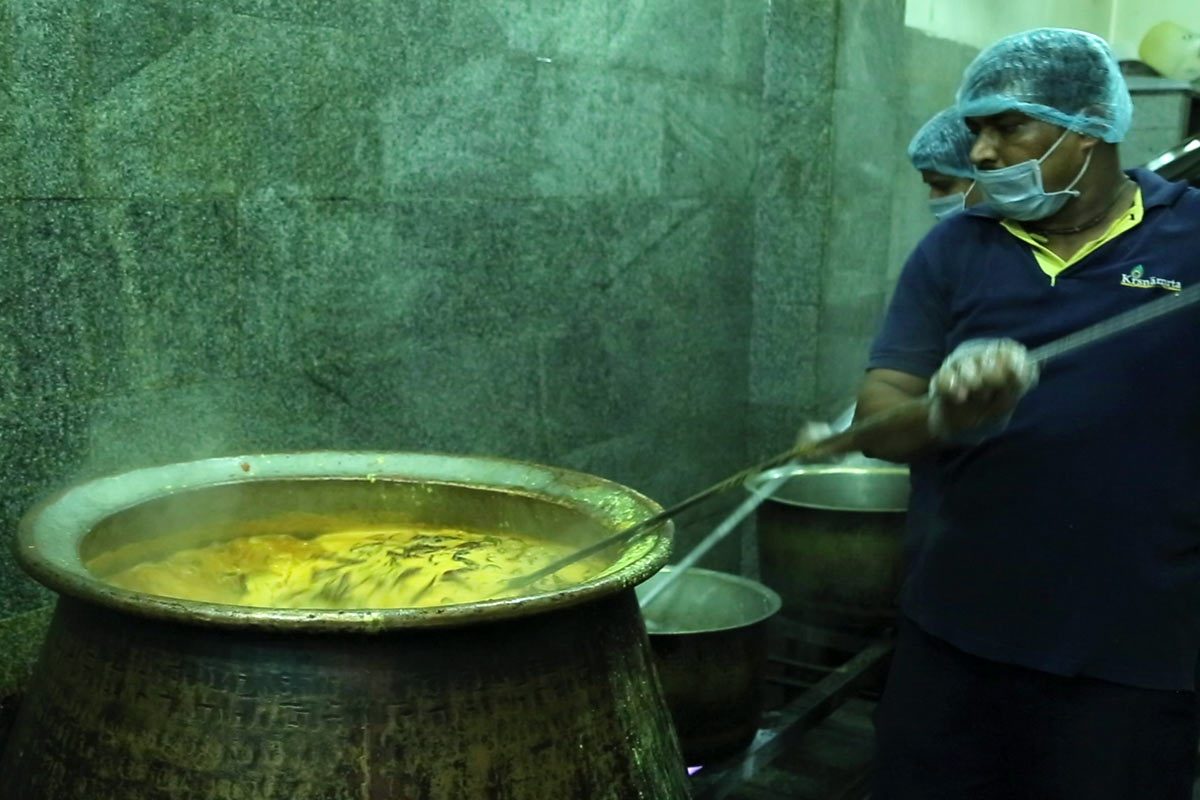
751,465,909,630
1,452,691,800
636,567,781,764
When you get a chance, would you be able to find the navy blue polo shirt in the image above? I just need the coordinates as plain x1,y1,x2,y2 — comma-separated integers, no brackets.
869,169,1200,691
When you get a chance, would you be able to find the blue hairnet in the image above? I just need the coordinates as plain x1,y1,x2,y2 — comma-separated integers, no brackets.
907,108,976,179
956,28,1132,143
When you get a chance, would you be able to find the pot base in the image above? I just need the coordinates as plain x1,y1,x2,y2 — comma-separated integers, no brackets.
1,593,689,800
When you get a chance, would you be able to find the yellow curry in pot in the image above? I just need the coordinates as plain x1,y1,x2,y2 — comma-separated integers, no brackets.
102,526,603,609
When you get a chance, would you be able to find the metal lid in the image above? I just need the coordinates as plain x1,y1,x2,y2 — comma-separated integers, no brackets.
637,567,781,635
746,464,910,513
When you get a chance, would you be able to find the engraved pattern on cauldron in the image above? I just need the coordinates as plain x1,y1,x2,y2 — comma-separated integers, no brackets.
2,593,689,799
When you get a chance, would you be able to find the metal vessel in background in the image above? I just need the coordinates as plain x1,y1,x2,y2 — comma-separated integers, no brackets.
752,464,909,631
1,452,690,800
637,567,781,764
1145,131,1200,186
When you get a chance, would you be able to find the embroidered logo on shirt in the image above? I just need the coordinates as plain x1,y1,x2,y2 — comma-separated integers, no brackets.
1120,265,1182,292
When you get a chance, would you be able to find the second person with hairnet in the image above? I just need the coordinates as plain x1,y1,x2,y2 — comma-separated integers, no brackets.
907,107,977,220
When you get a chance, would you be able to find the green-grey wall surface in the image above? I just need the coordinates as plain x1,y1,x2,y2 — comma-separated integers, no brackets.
814,0,906,419
814,18,980,417
747,0,838,456
886,29,980,275
0,0,802,698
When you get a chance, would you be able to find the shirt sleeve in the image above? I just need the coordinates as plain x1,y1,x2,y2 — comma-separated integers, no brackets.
867,243,951,379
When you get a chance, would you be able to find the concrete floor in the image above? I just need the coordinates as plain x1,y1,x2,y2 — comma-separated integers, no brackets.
690,698,875,800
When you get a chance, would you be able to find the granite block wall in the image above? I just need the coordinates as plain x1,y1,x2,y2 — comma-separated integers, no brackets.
812,0,907,419
886,30,981,280
812,25,980,417
2,0,822,702
746,0,838,456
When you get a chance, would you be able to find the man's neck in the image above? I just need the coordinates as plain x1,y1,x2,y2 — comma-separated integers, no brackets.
1026,167,1131,238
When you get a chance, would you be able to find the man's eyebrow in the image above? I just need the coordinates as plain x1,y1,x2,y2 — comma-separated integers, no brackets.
974,111,1030,127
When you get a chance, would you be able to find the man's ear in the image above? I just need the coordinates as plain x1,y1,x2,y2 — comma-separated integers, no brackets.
1075,133,1100,155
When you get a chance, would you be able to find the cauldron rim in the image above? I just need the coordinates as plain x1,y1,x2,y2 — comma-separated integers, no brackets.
638,566,782,635
746,464,910,513
16,451,673,632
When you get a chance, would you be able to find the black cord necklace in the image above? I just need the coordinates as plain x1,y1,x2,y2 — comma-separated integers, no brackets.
1025,179,1134,237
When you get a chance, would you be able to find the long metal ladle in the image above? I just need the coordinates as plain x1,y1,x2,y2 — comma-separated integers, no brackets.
505,281,1200,598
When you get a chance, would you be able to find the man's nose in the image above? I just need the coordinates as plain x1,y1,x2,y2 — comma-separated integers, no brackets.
971,131,998,169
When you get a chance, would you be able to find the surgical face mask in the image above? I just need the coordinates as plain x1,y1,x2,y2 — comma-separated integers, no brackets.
928,185,971,221
974,129,1092,221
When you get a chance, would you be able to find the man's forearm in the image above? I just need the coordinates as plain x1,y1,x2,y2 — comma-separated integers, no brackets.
853,372,938,463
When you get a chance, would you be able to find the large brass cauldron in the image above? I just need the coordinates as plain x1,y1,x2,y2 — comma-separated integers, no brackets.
1,452,691,800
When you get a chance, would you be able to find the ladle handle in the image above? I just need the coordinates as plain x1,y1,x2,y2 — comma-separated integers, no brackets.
636,470,791,610
503,402,917,593
507,282,1200,593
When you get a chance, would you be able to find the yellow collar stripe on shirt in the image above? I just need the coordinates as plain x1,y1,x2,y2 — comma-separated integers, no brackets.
1000,188,1144,286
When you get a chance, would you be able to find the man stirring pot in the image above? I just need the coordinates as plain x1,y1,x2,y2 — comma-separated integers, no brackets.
857,28,1200,800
